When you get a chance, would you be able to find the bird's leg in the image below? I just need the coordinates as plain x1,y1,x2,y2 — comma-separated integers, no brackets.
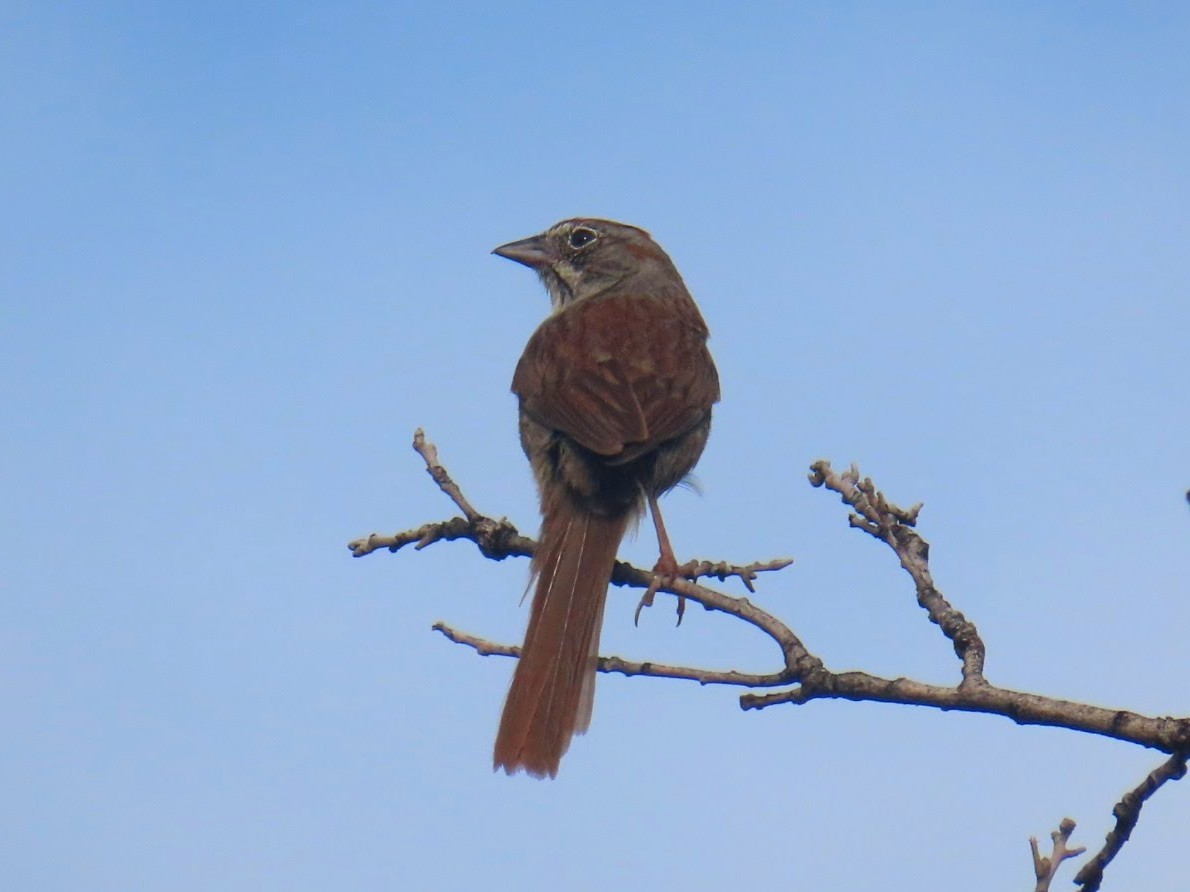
647,490,681,576
634,491,688,625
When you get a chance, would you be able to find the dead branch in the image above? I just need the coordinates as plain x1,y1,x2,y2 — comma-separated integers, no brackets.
348,429,1190,887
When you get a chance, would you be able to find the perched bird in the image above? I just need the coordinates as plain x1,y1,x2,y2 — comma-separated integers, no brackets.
491,218,720,777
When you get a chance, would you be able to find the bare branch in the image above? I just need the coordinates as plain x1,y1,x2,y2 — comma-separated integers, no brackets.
350,434,1190,754
350,430,1190,881
349,431,813,681
632,557,795,626
1031,817,1086,892
347,515,530,560
1074,752,1189,890
433,621,791,688
738,670,1190,753
412,427,483,521
431,621,518,658
679,557,795,593
809,460,986,685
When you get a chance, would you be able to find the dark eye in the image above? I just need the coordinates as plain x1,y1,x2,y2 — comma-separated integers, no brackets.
568,227,598,249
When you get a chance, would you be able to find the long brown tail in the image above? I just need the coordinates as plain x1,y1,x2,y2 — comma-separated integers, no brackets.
493,489,631,778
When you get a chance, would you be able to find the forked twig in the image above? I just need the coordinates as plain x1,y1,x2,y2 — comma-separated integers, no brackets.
1031,818,1086,892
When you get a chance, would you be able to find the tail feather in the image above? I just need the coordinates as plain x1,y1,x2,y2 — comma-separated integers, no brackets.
493,494,630,778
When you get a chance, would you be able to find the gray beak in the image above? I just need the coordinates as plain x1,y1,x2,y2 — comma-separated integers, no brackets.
492,234,553,269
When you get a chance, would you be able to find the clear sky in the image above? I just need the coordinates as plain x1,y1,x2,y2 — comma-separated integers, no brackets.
3,3,1188,889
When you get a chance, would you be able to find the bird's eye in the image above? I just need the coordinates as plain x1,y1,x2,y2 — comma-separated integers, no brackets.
568,227,598,249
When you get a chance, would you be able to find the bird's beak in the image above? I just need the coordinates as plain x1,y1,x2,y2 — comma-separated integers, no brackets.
492,234,553,269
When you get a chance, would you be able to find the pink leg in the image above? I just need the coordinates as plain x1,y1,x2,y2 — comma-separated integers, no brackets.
634,492,689,625
647,492,680,576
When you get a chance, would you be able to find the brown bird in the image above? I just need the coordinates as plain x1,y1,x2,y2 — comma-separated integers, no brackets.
491,218,720,778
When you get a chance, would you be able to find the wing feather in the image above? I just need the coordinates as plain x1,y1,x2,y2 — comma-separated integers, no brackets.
513,290,720,459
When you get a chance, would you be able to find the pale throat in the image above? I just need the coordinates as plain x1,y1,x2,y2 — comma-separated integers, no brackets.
542,264,633,313
543,263,583,312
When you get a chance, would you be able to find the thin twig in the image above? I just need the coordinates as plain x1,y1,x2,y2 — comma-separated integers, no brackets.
1074,752,1189,890
347,515,530,560
412,428,482,522
679,557,795,593
432,622,791,688
347,428,530,561
809,460,986,685
349,430,812,680
1030,817,1086,892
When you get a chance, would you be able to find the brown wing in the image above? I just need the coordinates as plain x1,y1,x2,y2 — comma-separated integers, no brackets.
512,289,720,459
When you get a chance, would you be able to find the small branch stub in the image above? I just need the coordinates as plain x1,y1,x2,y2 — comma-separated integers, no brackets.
1031,817,1085,892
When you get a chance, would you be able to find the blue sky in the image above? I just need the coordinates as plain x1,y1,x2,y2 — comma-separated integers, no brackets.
3,3,1188,889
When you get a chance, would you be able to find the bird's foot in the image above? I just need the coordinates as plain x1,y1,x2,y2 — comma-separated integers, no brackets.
634,556,698,627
